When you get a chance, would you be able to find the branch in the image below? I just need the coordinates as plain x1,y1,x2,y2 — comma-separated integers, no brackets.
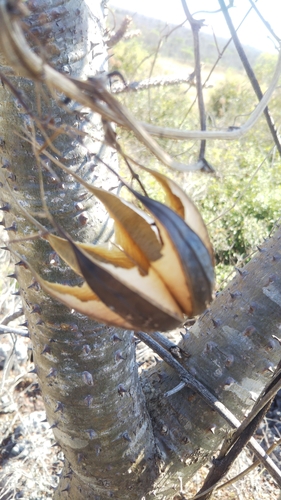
181,0,212,171
218,0,281,157
0,324,29,337
248,0,281,44
135,330,281,487
111,73,197,93
196,366,281,499
107,16,132,48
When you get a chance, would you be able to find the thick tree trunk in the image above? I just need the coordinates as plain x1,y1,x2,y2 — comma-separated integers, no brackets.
141,227,281,497
0,1,281,499
0,1,158,499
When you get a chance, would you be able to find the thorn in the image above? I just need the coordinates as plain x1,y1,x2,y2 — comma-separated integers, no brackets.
204,342,218,355
122,431,131,442
7,273,17,279
12,290,20,296
82,371,94,386
7,173,16,182
49,422,58,429
46,367,58,378
112,333,122,342
248,302,258,314
234,267,248,277
223,377,235,388
211,318,222,328
63,470,73,479
74,202,84,211
4,222,17,232
229,291,241,299
29,367,37,374
265,339,276,351
51,442,60,448
54,401,64,413
118,384,127,396
31,304,41,314
15,260,28,269
86,429,97,439
78,212,89,226
263,274,276,286
41,344,51,355
36,319,44,325
84,395,93,407
19,321,28,328
225,355,234,368
28,280,40,291
209,424,217,434
0,245,9,250
81,344,91,355
257,246,266,252
262,364,274,374
115,350,125,362
0,203,10,212
242,325,256,337
1,161,11,170
61,485,70,493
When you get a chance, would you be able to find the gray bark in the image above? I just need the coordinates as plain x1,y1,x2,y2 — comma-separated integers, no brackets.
0,1,281,499
0,1,157,498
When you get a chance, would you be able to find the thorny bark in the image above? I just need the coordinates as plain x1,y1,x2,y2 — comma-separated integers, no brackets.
0,1,158,498
0,1,281,499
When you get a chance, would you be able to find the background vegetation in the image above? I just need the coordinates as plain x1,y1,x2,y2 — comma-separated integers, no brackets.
108,7,281,285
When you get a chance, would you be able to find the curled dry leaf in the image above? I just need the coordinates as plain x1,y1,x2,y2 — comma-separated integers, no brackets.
29,170,214,332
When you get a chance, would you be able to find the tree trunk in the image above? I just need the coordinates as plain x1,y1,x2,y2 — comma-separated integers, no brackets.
0,1,281,499
0,1,157,498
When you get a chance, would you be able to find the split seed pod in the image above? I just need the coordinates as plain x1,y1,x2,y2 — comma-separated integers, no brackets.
30,170,214,332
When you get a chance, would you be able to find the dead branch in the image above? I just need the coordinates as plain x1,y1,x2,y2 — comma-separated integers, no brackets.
111,73,197,93
218,0,281,157
107,16,132,48
135,330,281,488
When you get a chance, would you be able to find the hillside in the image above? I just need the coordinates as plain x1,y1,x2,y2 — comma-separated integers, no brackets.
108,6,262,72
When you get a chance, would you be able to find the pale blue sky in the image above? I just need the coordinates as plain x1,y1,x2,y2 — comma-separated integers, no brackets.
109,0,281,52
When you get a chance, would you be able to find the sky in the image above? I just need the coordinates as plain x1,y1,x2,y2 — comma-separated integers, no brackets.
109,0,281,53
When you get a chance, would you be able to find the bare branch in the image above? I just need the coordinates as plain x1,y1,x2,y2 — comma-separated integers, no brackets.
0,325,29,337
248,0,281,44
107,16,132,48
111,73,197,93
181,0,212,170
135,331,281,487
218,0,281,157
